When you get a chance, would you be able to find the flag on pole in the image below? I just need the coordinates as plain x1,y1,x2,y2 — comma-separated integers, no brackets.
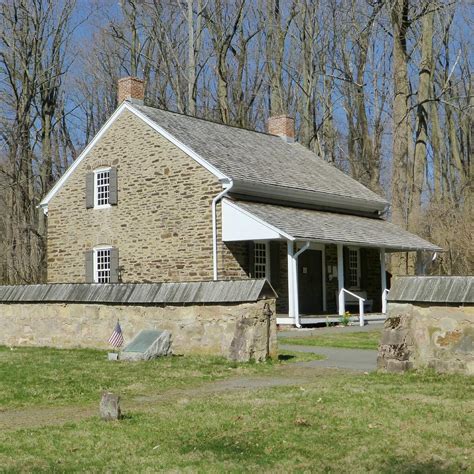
108,320,124,348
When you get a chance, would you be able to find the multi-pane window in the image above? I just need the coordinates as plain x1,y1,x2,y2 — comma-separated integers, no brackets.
348,248,360,288
254,243,267,279
95,169,110,207
95,248,111,283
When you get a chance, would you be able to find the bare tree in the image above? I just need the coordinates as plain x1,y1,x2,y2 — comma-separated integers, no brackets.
0,0,472,282
0,0,76,283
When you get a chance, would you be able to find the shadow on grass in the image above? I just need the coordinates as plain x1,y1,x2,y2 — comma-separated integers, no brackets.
180,435,263,461
277,354,296,361
382,456,467,473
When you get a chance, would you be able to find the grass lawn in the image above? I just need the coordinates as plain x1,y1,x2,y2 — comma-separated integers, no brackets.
0,346,473,472
0,346,322,410
280,328,382,350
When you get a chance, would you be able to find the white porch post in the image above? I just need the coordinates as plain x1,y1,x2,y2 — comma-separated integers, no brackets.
287,241,295,320
292,249,300,326
292,242,309,327
337,244,345,316
380,248,387,314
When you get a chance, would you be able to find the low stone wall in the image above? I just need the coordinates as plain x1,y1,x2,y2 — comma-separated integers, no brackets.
0,299,276,362
0,280,278,362
378,277,473,375
377,303,473,374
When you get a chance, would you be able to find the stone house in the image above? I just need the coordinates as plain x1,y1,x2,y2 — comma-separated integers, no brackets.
39,77,440,327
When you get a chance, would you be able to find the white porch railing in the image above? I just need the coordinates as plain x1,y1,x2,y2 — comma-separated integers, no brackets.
382,288,390,315
338,288,365,327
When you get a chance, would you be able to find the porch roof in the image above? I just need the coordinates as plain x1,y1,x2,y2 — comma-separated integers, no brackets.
224,199,442,252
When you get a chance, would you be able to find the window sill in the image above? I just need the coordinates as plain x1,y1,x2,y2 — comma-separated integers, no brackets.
93,204,112,210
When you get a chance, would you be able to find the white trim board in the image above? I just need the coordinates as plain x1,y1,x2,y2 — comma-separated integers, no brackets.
39,101,229,214
39,102,129,214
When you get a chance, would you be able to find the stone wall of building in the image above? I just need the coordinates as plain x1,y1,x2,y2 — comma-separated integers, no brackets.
0,299,277,362
378,303,474,375
45,107,384,315
47,109,245,284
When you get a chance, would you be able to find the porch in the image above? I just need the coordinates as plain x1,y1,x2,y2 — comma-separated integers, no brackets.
221,198,442,328
259,240,389,327
276,312,387,326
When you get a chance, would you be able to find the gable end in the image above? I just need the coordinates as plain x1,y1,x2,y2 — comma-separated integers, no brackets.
39,102,229,214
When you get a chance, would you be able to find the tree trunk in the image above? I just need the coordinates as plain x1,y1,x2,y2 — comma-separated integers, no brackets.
390,0,411,275
409,7,434,231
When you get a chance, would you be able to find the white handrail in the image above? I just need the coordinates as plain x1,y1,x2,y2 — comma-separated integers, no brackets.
339,288,365,327
382,288,390,315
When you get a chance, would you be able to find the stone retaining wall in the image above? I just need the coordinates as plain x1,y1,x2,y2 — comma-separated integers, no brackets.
0,299,277,362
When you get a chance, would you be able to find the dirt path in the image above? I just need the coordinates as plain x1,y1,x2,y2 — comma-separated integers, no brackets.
0,364,338,432
1,340,378,432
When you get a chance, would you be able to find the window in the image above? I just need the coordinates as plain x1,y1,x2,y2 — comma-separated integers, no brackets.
94,247,111,283
86,167,117,209
254,242,270,279
348,248,360,288
94,168,110,207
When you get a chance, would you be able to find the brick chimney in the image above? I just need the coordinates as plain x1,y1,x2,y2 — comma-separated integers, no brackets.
267,115,295,143
117,77,145,104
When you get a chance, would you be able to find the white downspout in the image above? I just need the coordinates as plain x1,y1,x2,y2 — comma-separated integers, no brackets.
293,241,310,328
294,241,310,259
212,179,234,281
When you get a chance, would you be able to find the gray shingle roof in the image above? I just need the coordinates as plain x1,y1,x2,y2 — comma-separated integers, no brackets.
388,276,473,304
0,280,276,304
133,104,388,208
231,199,441,251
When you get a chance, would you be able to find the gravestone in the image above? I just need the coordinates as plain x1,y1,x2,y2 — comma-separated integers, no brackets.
120,329,171,361
100,392,121,421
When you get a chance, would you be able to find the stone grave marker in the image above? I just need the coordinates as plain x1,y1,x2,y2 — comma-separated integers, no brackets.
100,392,121,421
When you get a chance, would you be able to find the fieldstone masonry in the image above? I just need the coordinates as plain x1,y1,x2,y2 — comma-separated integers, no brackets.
45,107,385,315
47,110,247,284
378,277,473,375
0,299,277,362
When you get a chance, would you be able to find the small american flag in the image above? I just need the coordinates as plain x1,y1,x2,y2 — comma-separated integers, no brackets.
108,320,124,348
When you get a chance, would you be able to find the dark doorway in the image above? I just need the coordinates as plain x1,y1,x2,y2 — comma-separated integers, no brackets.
298,249,323,314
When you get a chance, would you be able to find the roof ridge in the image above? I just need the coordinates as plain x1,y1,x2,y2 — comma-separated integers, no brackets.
135,103,287,139
131,102,389,211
